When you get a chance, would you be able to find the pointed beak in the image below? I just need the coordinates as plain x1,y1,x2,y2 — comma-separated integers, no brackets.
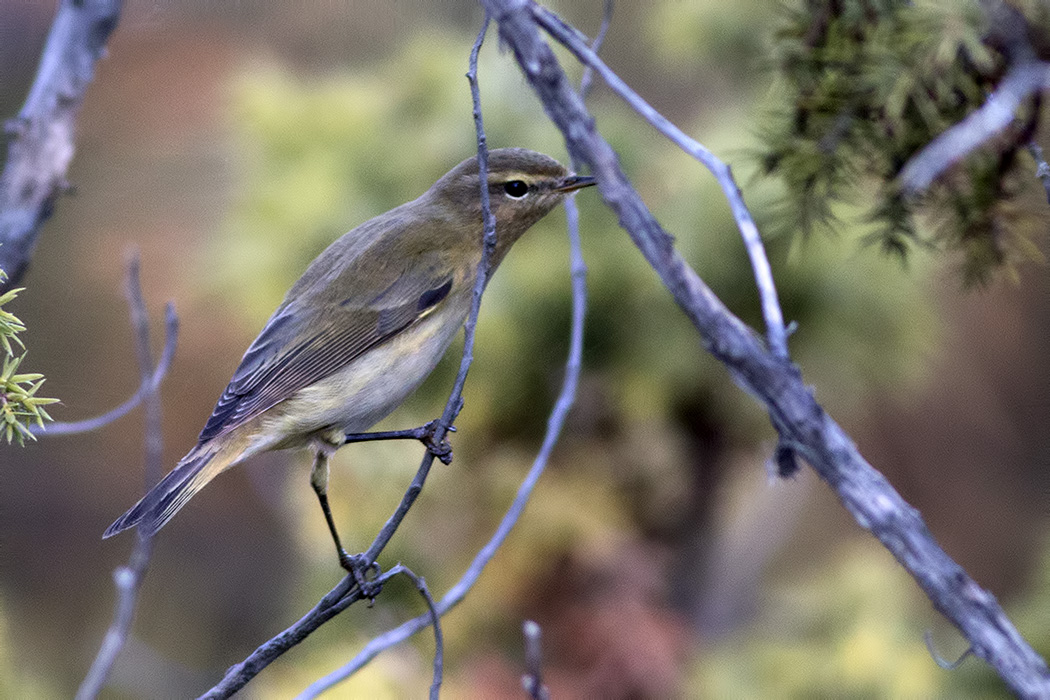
554,174,597,193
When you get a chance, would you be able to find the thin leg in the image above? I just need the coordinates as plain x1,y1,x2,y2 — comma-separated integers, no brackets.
309,450,379,595
310,450,351,567
343,419,455,464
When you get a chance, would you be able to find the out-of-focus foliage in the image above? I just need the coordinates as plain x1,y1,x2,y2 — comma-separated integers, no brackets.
759,0,1050,284
694,535,1050,699
0,597,55,699
694,545,944,697
0,271,56,445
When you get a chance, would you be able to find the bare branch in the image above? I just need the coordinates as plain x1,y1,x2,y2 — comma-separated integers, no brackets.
379,565,444,700
529,3,789,362
0,0,122,291
1026,142,1050,205
198,576,360,699
355,9,501,570
296,90,592,700
479,1,1050,696
900,62,1050,194
577,0,613,101
75,253,165,700
199,16,510,699
521,620,550,700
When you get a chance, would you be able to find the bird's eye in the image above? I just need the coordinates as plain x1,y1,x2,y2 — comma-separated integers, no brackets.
503,180,530,198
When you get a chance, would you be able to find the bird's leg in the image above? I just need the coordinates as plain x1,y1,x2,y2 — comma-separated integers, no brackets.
342,419,456,465
309,449,379,595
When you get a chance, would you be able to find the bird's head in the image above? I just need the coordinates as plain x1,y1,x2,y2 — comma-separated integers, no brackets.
427,147,595,258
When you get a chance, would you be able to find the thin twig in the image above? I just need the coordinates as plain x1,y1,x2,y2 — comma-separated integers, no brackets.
533,1,799,473
357,9,499,569
295,56,592,698
0,0,122,291
198,16,506,700
479,1,1050,695
900,61,1050,194
198,576,360,700
75,253,166,700
378,565,444,699
521,620,549,700
924,630,976,671
529,2,789,361
1026,142,1050,205
578,0,613,101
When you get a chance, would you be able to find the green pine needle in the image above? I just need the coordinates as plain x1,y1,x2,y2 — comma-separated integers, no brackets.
0,270,57,446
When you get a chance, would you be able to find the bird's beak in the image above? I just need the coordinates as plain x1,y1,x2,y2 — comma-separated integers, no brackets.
554,174,597,193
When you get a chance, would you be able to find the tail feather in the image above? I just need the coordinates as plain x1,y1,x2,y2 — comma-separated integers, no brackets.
103,444,225,539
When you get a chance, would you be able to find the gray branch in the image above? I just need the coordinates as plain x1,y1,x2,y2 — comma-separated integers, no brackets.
900,61,1050,194
75,254,169,699
479,0,1050,696
0,0,121,291
530,3,788,361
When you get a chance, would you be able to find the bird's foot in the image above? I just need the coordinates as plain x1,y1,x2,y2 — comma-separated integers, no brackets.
418,419,455,465
339,551,383,601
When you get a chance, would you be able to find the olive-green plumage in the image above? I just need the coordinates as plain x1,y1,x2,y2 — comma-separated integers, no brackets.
103,148,595,557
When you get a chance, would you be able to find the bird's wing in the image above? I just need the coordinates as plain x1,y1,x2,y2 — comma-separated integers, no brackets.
196,270,455,444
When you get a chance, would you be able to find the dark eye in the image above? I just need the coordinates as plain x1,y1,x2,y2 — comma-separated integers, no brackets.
503,180,529,198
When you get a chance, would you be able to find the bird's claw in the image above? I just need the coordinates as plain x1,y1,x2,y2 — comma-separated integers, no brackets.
339,551,383,600
420,419,455,465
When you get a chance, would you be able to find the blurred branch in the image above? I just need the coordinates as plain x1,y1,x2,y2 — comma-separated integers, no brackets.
381,564,443,700
521,620,550,700
900,61,1050,194
75,253,168,700
577,0,612,101
0,0,121,291
530,0,800,474
478,0,1050,696
1026,142,1050,205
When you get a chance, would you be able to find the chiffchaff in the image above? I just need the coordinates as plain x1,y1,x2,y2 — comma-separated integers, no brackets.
104,148,595,571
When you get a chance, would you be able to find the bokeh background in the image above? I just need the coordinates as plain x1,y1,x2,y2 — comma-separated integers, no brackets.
3,0,1050,697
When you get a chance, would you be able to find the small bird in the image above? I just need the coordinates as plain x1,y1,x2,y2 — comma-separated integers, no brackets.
103,148,595,572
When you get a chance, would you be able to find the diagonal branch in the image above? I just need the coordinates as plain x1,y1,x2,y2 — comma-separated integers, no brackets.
293,23,594,697
199,16,510,700
900,61,1050,194
0,0,122,291
479,0,1050,696
529,3,789,362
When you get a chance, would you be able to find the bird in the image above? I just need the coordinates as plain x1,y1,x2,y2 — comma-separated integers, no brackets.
103,147,595,573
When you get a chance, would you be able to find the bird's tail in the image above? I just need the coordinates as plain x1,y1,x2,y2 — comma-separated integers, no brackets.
103,440,235,539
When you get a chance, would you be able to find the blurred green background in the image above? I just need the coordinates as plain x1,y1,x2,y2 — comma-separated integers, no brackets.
3,0,1050,697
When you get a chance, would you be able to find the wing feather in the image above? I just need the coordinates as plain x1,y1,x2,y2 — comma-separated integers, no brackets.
197,272,453,443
